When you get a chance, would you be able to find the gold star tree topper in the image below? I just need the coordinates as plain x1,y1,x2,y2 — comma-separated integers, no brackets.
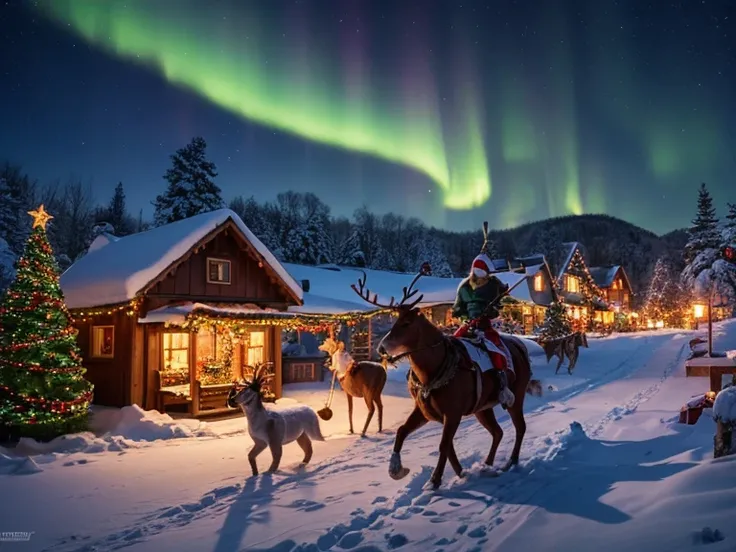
28,204,54,230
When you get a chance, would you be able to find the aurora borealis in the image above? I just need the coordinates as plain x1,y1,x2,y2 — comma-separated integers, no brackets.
1,0,734,233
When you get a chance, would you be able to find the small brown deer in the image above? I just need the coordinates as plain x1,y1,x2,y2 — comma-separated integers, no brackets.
318,337,386,436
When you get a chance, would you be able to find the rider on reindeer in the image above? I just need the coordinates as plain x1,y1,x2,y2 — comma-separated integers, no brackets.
452,223,515,408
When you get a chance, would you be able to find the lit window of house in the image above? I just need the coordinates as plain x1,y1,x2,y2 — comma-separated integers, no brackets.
162,332,190,387
207,258,231,284
611,280,618,290
91,325,114,358
566,275,580,293
247,331,265,366
624,292,630,305
533,273,544,292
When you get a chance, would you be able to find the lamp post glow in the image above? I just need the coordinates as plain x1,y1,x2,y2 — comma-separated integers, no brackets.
693,302,706,320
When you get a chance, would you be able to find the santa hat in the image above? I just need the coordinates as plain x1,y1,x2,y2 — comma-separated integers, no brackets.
470,221,495,277
471,253,493,277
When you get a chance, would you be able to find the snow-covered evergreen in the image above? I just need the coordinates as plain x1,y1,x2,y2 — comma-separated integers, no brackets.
229,196,283,258
538,300,573,340
0,165,36,254
153,137,223,226
0,237,16,292
725,203,736,230
331,229,365,266
681,184,736,303
683,183,720,265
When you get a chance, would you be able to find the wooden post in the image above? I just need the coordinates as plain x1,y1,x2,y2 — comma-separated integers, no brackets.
708,293,713,357
367,318,373,360
714,421,733,458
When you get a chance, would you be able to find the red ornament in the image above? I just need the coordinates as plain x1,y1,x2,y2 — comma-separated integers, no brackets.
723,246,736,264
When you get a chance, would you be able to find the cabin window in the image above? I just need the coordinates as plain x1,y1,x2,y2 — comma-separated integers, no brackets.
611,280,619,290
565,275,580,294
533,273,544,292
90,325,114,358
624,292,630,305
207,258,231,284
162,332,190,387
247,331,265,366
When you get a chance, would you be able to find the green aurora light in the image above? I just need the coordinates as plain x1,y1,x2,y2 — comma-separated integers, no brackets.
37,0,492,210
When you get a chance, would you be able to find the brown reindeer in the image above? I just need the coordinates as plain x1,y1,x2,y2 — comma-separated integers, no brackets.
351,269,542,489
542,331,589,374
318,337,386,436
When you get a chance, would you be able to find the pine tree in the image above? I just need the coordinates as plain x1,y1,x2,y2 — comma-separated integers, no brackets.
683,183,719,264
106,182,130,235
643,257,673,324
538,300,573,340
0,206,93,441
332,229,365,266
725,203,736,230
153,137,223,226
0,165,36,254
0,237,15,292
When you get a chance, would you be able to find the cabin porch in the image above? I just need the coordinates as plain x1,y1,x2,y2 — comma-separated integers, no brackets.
139,304,287,417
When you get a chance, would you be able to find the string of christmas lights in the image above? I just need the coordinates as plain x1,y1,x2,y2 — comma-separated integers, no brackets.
0,205,93,441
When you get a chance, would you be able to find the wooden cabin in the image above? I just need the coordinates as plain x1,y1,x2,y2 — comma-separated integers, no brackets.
555,242,612,326
589,265,633,313
60,209,305,417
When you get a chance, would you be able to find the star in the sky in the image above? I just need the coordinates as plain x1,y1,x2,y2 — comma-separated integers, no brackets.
28,204,54,230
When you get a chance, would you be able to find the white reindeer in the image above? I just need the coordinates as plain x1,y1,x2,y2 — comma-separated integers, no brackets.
227,362,324,476
318,337,386,436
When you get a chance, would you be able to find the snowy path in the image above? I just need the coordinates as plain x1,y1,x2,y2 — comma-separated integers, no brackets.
3,323,736,552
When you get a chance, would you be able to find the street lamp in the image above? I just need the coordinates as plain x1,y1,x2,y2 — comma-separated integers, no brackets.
693,302,706,320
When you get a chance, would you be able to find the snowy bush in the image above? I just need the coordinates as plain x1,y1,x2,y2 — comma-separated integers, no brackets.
713,386,736,424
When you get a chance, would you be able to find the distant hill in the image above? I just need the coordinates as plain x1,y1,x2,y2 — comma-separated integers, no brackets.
433,214,688,303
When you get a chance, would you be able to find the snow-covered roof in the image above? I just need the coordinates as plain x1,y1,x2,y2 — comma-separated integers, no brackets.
60,209,303,309
138,302,288,325
589,265,630,290
557,242,587,282
284,263,537,313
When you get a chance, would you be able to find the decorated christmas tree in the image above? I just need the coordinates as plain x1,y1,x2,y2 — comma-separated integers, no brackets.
0,206,93,441
538,300,573,341
643,257,672,324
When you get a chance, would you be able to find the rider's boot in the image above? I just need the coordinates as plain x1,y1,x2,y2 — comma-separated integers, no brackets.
497,369,515,409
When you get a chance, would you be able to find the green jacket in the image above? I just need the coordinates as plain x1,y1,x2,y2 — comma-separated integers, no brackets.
452,276,509,321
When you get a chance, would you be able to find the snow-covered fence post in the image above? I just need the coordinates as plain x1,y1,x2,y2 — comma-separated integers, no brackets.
713,386,736,458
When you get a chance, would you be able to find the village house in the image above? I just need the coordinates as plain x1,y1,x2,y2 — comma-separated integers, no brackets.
60,209,309,417
555,242,614,326
588,265,634,314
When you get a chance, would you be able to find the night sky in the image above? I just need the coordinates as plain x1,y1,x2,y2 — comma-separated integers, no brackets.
1,0,734,234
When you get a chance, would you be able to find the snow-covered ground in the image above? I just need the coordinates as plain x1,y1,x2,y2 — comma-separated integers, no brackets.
2,322,736,551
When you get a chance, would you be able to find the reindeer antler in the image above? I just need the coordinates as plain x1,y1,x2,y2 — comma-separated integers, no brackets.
351,271,397,308
351,264,430,310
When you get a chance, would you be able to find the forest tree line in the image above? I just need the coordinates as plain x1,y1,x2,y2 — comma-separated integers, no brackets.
0,137,694,300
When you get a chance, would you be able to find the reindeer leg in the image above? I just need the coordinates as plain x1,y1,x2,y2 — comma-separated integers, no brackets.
347,393,354,434
390,406,428,480
361,395,375,437
296,433,313,464
430,415,462,489
475,408,503,466
266,419,283,473
248,438,268,476
375,394,383,433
